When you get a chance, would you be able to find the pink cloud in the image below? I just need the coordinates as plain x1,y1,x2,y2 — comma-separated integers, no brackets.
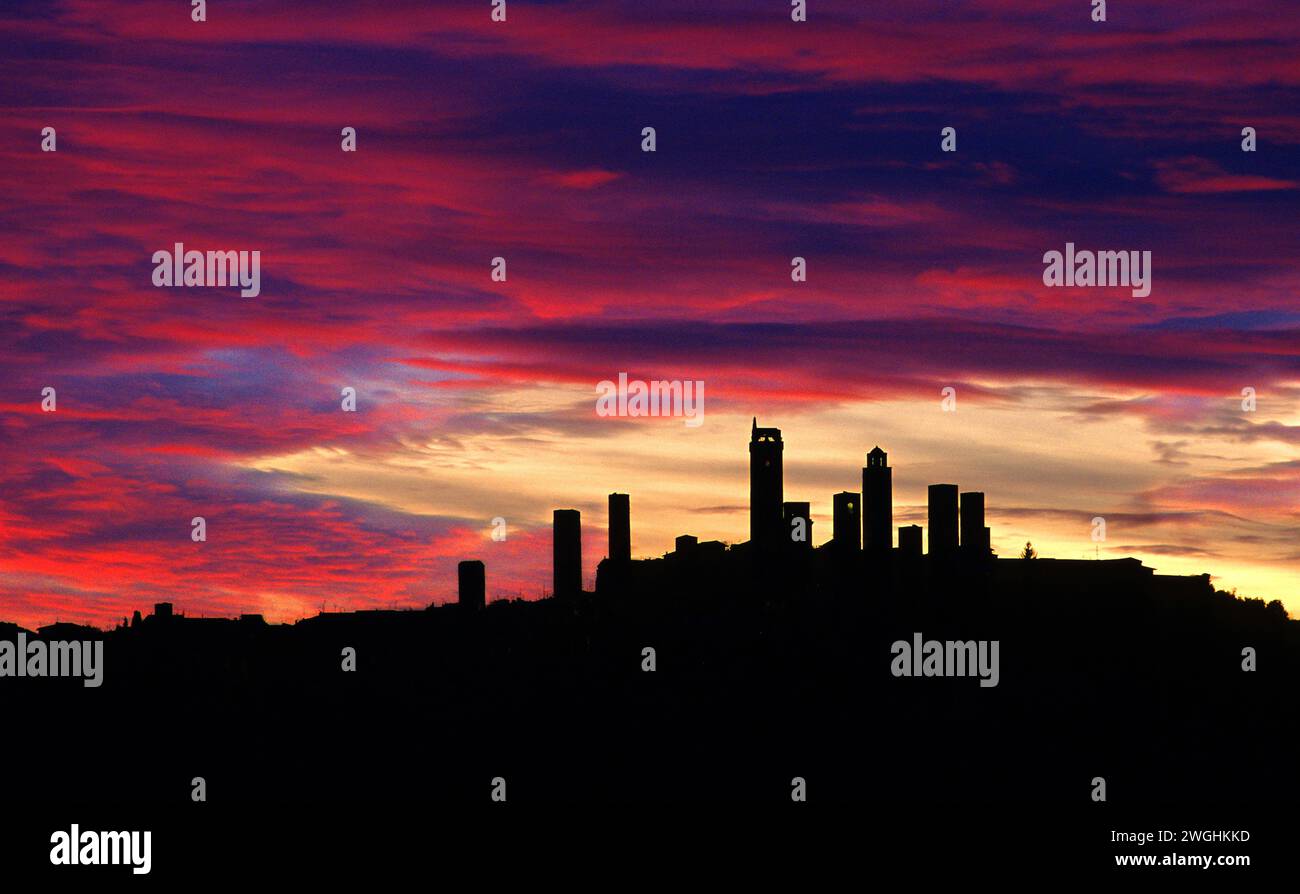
1154,157,1298,195
545,169,625,190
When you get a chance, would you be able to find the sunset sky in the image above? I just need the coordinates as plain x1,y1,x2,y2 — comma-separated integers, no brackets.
1,0,1297,628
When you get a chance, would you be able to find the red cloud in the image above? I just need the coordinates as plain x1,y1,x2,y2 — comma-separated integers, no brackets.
545,169,625,190
1154,157,1298,195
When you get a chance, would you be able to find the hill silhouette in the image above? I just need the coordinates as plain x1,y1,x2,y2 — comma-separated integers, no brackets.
1,421,1295,804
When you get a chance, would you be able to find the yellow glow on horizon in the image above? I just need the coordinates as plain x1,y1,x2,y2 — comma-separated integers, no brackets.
247,384,1298,616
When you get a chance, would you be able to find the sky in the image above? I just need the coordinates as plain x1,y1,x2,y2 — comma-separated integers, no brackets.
0,0,1297,628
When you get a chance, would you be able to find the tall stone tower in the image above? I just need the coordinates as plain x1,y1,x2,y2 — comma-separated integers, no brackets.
862,447,893,554
458,560,485,610
833,491,861,552
553,509,582,596
608,493,630,562
928,484,959,556
749,418,784,549
960,491,987,557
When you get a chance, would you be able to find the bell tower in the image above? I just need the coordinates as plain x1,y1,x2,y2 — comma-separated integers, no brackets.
749,418,784,549
863,446,893,554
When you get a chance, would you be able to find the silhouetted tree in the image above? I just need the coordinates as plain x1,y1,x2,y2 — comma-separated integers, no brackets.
1019,541,1037,559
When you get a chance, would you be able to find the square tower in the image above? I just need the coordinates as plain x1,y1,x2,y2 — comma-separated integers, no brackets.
928,484,959,556
553,509,582,596
458,560,485,610
862,447,893,553
608,493,631,562
960,491,987,557
833,491,861,552
749,418,784,549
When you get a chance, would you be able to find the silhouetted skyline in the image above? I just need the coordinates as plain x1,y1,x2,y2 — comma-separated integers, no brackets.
5,1,1297,636
4,417,1267,634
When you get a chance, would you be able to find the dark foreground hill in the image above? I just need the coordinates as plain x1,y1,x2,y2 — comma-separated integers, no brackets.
4,551,1296,804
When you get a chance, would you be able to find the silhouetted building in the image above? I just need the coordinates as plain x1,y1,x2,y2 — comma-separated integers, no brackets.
960,491,989,557
608,493,631,562
863,447,892,554
675,534,698,554
996,556,1156,587
154,602,174,621
928,484,959,556
458,560,485,610
697,540,726,560
749,418,784,550
832,491,860,552
783,502,812,550
553,509,582,596
898,524,923,558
